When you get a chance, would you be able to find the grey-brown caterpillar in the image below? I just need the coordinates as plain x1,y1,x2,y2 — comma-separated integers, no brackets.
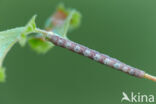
44,31,156,81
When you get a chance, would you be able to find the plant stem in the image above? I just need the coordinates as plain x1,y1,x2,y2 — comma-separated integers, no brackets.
36,28,156,82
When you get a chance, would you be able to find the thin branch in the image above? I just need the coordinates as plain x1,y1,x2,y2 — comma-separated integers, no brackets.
144,74,156,82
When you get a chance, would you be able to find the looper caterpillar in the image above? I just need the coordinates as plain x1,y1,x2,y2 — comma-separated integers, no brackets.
37,29,156,82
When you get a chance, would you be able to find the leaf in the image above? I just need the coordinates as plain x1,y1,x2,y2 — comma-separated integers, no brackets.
19,15,37,46
0,66,6,82
28,38,54,54
69,10,81,30
55,10,81,37
0,15,37,66
0,27,25,66
0,15,37,82
0,27,24,82
26,15,55,54
44,4,81,38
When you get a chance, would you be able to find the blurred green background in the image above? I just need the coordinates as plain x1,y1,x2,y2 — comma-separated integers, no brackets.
0,0,156,104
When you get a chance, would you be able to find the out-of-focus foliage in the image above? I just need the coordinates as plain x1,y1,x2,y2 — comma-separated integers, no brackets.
45,4,81,37
29,4,81,54
28,38,54,54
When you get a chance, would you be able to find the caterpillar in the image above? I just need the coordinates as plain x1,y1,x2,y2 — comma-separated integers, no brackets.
48,33,146,78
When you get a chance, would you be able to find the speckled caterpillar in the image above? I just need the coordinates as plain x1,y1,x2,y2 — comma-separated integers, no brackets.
47,33,147,78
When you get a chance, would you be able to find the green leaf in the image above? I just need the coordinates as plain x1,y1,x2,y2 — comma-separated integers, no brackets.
19,15,37,46
0,15,37,82
44,4,81,38
0,27,25,66
0,27,25,82
0,15,37,67
69,10,81,30
28,38,54,54
0,66,6,82
55,10,81,38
